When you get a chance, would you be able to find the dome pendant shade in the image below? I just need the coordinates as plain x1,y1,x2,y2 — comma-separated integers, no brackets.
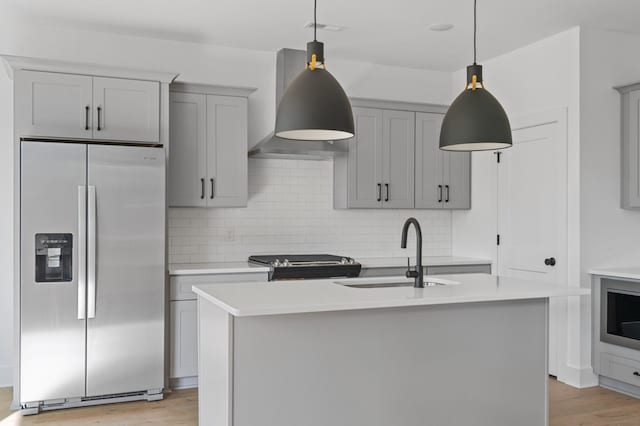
439,64,512,151
275,41,354,141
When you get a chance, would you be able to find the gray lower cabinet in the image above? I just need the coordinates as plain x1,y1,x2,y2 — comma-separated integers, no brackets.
335,100,470,210
415,112,471,209
335,107,415,208
616,84,640,209
168,271,268,389
168,84,254,207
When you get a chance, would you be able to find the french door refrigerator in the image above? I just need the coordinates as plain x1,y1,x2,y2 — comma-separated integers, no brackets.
20,139,165,412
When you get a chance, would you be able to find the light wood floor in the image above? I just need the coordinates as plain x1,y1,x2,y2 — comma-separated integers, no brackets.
1,379,639,425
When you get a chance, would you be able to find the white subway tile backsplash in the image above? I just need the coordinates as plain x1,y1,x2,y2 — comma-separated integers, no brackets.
168,158,452,263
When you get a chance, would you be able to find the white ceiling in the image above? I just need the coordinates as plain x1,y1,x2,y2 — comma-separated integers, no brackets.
4,0,640,71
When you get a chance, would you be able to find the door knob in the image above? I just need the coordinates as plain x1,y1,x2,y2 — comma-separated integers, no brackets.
544,257,556,266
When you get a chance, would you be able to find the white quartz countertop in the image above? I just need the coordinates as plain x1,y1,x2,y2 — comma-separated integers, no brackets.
589,267,640,281
169,256,492,276
192,273,589,317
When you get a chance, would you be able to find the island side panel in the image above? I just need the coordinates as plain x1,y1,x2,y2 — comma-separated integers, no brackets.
197,298,233,426
231,299,548,426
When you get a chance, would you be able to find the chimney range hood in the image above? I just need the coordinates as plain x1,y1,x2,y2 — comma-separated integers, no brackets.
249,48,349,160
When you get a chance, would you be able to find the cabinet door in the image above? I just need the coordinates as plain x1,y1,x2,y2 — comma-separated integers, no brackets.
623,90,640,208
15,70,93,139
381,110,415,208
415,112,446,209
168,92,207,207
205,95,248,207
348,107,384,208
443,151,471,209
93,77,160,142
170,300,198,379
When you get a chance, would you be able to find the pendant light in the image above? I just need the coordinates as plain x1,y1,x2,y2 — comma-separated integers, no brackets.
439,0,512,151
274,0,354,141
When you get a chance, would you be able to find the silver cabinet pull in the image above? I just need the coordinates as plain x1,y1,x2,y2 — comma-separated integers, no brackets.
77,186,87,320
96,106,102,131
445,185,450,203
377,183,382,202
85,106,90,131
210,178,215,199
87,185,97,319
438,185,443,203
200,178,205,199
385,183,389,202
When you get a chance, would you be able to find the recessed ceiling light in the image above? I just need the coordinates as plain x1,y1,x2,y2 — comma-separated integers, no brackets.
429,23,454,32
304,21,344,32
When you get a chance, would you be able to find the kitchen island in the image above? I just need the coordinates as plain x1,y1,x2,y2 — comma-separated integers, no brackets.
193,274,588,426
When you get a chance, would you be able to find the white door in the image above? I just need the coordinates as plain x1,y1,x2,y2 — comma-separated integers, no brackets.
15,70,93,139
93,77,160,143
497,116,567,376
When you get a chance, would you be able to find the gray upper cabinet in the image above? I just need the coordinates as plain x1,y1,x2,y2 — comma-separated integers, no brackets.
336,100,470,210
14,70,160,143
206,95,248,207
345,107,383,208
169,92,207,207
169,84,253,208
336,107,414,208
15,71,93,139
617,84,640,209
382,110,415,208
92,77,160,143
415,112,471,209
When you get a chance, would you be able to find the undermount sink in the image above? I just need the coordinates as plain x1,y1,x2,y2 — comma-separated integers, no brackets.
336,277,460,289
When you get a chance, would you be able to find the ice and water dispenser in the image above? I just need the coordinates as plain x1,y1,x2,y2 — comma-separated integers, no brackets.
35,233,72,282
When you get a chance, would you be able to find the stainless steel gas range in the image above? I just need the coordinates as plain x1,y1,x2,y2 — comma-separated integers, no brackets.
248,254,361,281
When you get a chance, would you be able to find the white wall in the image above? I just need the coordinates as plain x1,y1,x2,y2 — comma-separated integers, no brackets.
0,14,452,387
169,159,451,264
579,28,640,367
450,27,592,386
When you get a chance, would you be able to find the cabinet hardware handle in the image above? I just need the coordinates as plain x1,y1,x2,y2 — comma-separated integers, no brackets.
385,183,389,202
544,257,556,266
377,183,382,202
445,185,450,203
438,185,443,203
634,371,640,377
96,106,102,131
85,106,90,130
210,178,215,199
200,178,205,199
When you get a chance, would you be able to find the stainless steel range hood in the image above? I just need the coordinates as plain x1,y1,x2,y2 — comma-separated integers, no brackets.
249,48,349,160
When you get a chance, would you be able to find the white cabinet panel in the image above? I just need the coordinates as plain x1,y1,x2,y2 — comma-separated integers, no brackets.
15,70,93,139
206,95,248,207
620,87,640,209
93,77,160,142
168,92,207,207
170,300,198,379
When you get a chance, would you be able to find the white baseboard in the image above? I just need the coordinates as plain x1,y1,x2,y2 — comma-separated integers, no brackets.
0,364,12,388
558,364,599,388
169,376,197,390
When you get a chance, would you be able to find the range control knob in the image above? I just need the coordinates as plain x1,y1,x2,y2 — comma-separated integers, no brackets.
341,258,348,264
283,259,290,267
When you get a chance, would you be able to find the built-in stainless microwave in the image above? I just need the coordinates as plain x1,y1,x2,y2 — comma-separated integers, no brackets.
601,278,640,351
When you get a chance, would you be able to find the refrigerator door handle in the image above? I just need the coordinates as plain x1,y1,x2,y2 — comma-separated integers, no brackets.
78,186,87,320
87,185,97,319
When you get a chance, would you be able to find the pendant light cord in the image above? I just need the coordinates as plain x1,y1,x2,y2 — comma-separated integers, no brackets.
473,0,477,64
314,0,317,41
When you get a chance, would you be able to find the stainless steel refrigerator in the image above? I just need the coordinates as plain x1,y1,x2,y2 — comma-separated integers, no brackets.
19,139,165,412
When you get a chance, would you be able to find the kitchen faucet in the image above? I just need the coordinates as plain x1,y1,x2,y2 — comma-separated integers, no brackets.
401,217,424,288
